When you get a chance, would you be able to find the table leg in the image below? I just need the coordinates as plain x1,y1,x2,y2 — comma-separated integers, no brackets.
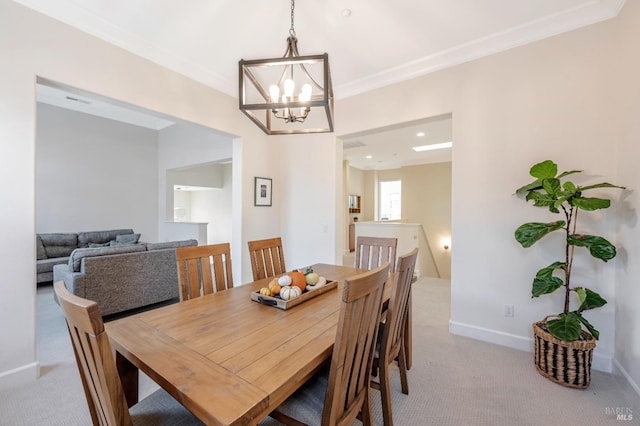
116,351,139,407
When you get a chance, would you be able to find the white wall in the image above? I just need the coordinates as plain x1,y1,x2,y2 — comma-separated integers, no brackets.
36,103,159,240
0,0,289,387
277,133,341,271
612,0,640,399
190,163,233,245
336,2,639,391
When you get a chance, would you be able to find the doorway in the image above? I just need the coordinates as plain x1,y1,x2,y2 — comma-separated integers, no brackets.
340,114,452,279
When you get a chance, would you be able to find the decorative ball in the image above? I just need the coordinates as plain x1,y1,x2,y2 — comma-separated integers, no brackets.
289,271,307,292
268,279,281,295
278,275,292,286
280,285,302,301
305,272,319,285
259,287,272,296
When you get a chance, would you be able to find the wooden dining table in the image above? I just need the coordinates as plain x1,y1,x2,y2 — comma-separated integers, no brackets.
106,263,387,425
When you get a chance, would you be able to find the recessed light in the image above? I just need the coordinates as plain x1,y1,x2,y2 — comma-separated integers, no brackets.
412,142,452,152
416,132,425,137
365,155,373,159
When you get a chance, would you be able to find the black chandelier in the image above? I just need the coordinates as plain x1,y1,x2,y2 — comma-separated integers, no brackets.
238,0,334,135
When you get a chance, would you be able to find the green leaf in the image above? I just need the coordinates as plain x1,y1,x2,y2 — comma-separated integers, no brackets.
571,197,610,211
557,170,582,179
532,262,565,297
542,178,561,195
532,276,563,297
579,182,626,191
530,160,557,179
547,313,583,341
537,261,565,276
575,287,587,304
562,182,577,193
576,313,600,340
568,234,617,261
515,221,565,248
515,179,543,195
526,191,555,208
577,288,607,311
553,196,570,209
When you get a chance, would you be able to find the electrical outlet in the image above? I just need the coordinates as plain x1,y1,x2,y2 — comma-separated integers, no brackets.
504,304,514,317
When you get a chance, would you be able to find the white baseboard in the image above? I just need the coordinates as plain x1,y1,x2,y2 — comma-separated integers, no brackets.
0,361,40,391
449,320,612,373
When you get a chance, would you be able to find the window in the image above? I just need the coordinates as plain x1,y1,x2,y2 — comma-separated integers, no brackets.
379,180,401,220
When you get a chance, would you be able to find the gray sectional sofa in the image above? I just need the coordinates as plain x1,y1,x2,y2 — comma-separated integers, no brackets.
53,238,197,317
36,228,137,284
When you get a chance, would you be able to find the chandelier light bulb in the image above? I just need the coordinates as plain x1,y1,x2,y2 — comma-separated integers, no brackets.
269,85,280,103
284,79,295,97
300,83,312,102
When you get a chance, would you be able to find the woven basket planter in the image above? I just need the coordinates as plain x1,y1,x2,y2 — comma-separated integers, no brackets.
532,320,596,389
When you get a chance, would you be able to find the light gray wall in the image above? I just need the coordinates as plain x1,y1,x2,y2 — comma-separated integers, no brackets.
1,0,283,387
190,163,233,245
336,2,640,388
36,103,159,241
612,0,640,401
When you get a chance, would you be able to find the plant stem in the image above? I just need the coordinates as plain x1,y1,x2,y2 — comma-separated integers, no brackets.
563,205,576,314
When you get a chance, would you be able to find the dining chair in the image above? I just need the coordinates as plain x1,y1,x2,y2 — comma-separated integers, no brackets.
53,281,203,426
370,248,418,426
247,237,287,281
354,236,398,272
176,243,233,301
268,262,390,426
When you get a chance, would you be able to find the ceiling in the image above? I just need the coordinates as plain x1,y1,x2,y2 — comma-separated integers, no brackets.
24,0,625,169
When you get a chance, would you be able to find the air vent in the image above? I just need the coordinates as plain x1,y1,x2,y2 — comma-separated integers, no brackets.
343,140,366,149
65,96,91,105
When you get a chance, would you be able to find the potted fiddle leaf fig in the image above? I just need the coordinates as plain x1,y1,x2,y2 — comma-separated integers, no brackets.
514,159,624,388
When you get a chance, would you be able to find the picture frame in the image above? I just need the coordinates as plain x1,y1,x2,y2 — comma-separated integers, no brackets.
254,177,272,206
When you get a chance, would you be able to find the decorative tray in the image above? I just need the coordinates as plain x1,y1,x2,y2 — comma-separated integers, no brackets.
250,279,337,310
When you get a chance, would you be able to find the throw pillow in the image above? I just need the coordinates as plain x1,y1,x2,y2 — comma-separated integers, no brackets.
89,242,111,248
115,233,141,244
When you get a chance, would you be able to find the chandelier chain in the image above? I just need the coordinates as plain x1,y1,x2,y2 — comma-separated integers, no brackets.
289,0,296,37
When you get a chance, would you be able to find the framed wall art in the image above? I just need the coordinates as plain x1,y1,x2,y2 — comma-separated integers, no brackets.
254,177,272,206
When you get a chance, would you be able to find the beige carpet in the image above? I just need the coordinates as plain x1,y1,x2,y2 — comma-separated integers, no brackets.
1,278,638,425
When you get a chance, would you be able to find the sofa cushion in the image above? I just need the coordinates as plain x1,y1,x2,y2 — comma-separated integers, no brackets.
39,233,78,258
36,235,47,260
115,233,141,244
37,256,70,274
89,242,111,248
146,239,198,251
69,243,147,272
77,229,134,248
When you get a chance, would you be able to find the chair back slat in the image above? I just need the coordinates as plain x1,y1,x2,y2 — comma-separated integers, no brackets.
383,248,418,364
54,281,133,426
176,243,234,301
247,237,286,281
355,236,398,272
323,263,389,426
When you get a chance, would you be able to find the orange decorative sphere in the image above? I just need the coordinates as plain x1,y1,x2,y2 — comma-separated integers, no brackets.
268,279,281,295
289,271,307,292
